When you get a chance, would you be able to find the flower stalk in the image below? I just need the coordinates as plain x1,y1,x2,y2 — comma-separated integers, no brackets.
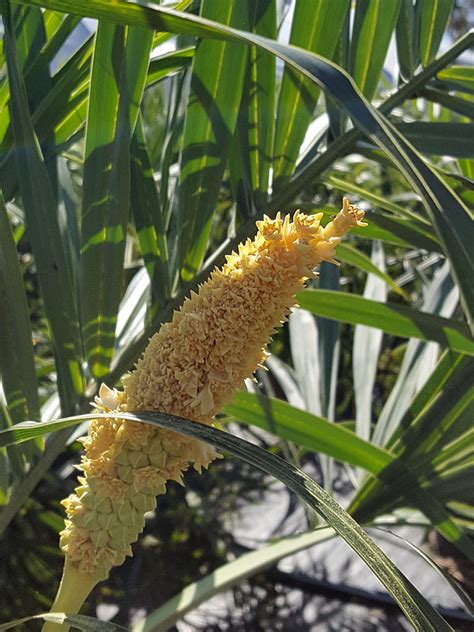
44,199,365,630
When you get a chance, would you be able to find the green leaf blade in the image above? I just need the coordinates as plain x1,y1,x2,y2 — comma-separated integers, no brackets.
225,392,393,475
176,0,250,282
436,65,474,94
297,289,474,356
0,409,454,631
0,196,40,424
336,243,407,299
130,115,170,307
396,0,417,81
273,0,350,183
81,22,153,378
395,122,474,157
349,0,401,100
419,0,454,67
231,0,276,210
2,3,84,412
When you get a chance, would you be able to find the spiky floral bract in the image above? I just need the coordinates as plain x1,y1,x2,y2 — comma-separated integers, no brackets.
44,198,365,631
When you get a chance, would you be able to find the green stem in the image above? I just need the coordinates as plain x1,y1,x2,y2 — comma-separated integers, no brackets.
42,558,102,632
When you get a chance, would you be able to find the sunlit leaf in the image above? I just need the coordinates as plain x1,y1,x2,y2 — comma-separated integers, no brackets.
298,289,474,356
81,21,153,377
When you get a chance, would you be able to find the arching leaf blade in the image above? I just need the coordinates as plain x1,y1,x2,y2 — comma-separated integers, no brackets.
0,411,454,631
225,392,393,475
297,289,474,356
2,2,84,413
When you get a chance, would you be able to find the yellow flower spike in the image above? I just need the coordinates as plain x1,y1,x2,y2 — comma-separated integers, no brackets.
44,199,365,631
322,196,368,240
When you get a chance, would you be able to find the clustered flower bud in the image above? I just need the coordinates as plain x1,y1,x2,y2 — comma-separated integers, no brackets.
47,199,365,629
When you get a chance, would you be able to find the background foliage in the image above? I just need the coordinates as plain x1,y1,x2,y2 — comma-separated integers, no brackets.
0,0,473,629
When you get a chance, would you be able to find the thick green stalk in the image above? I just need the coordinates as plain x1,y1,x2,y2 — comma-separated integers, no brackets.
42,559,102,631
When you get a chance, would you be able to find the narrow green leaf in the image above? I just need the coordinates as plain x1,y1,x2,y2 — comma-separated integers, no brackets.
358,457,474,561
0,4,58,153
176,0,249,282
386,351,468,454
154,72,187,225
396,0,417,81
0,403,25,479
34,34,92,147
11,3,45,72
270,31,473,218
0,196,41,468
43,8,68,38
430,430,474,475
12,3,53,113
0,446,9,501
6,35,185,180
0,33,93,203
325,9,351,138
0,410,454,631
225,392,393,475
419,0,453,67
13,6,57,209
410,488,474,561
11,24,185,165
25,12,79,105
247,0,275,203
350,358,474,559
337,243,408,299
0,196,40,424
351,354,466,516
297,289,474,356
2,2,84,412
394,122,474,158
130,114,170,307
395,359,473,462
229,0,276,212
421,87,474,120
371,261,458,446
81,22,153,377
436,65,474,93
429,465,474,505
273,0,350,183
133,528,335,632
147,46,194,87
349,0,401,100
1,36,186,196
352,213,441,251
325,174,431,225
458,157,474,182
